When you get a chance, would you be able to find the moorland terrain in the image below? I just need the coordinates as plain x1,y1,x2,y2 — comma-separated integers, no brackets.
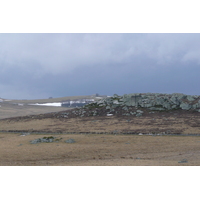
0,93,200,166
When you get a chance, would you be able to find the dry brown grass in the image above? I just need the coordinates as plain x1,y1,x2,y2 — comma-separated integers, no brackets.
0,104,200,166
0,114,200,135
0,95,98,119
1,133,200,166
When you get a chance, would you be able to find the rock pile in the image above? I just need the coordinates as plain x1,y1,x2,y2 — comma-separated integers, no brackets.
30,136,62,144
65,93,200,118
96,93,200,111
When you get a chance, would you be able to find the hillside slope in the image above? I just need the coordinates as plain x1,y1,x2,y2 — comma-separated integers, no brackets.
0,95,100,119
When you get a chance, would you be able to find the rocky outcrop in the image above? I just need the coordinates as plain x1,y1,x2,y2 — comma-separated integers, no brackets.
25,93,200,119
94,93,200,111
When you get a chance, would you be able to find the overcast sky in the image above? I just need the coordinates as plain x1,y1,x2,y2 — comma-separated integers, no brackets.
0,33,200,99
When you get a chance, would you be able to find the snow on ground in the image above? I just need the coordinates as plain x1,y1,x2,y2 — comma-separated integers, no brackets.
29,103,62,107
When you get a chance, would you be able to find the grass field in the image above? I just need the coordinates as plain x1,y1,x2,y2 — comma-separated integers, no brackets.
1,95,200,166
1,132,200,166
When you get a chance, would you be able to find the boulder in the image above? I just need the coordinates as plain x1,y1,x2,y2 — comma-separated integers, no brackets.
136,110,144,114
30,136,61,144
187,95,195,102
180,102,192,110
65,139,76,143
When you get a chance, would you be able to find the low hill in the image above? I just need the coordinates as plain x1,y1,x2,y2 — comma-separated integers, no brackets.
0,93,200,135
0,94,103,119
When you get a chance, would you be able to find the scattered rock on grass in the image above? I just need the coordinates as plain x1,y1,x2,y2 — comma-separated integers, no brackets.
65,139,76,143
178,159,188,163
30,136,62,144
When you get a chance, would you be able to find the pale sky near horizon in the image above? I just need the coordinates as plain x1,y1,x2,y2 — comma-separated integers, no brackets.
0,33,200,99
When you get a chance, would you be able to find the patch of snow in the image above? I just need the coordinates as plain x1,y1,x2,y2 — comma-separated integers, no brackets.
29,102,62,107
107,114,113,116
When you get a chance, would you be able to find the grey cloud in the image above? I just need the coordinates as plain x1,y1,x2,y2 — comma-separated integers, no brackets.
1,33,200,72
0,33,200,99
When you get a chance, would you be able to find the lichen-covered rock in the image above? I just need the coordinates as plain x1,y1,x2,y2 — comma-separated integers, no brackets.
65,139,76,143
136,110,143,114
30,136,62,144
106,106,111,110
180,102,192,110
122,106,129,111
77,92,200,117
187,95,195,101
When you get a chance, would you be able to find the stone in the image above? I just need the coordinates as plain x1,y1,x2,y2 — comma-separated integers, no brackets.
30,136,57,144
187,95,195,102
65,139,76,143
111,104,119,108
123,94,142,107
136,110,144,114
176,93,187,100
178,159,188,163
122,106,129,111
143,103,154,108
192,103,199,109
113,100,120,104
180,103,192,110
170,96,180,105
113,94,119,98
130,112,136,115
171,105,178,109
163,102,171,110
106,106,111,110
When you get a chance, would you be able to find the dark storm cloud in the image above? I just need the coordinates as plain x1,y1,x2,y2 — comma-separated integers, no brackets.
0,33,200,99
